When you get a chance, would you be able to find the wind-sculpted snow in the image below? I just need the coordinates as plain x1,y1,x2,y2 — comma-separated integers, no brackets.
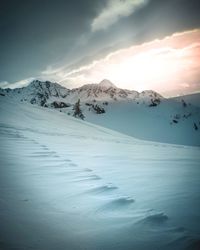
140,212,169,224
86,184,118,194
0,97,200,250
99,197,135,212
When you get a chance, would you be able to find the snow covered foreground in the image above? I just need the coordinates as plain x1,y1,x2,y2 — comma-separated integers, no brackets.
0,98,200,250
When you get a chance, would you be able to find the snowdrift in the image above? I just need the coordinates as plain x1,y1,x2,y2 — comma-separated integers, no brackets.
0,97,200,250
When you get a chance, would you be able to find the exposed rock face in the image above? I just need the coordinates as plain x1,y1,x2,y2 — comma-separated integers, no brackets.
0,80,70,107
139,90,162,106
91,104,105,114
50,101,71,108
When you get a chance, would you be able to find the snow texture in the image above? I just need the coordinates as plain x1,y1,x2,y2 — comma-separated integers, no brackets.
0,96,200,250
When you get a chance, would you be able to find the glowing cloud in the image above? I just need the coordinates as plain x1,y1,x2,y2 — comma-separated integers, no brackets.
59,29,200,96
91,0,148,32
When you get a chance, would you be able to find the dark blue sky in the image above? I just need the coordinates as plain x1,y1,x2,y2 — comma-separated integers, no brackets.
0,0,200,88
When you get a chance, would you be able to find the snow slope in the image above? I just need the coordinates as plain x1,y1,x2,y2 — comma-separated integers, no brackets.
171,93,200,108
0,97,200,250
84,98,200,146
1,79,199,146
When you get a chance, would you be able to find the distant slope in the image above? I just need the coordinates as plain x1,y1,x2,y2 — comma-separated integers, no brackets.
84,99,200,146
170,92,200,108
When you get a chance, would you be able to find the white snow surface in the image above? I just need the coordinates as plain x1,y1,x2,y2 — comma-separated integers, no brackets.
0,97,200,250
171,93,200,108
84,99,200,146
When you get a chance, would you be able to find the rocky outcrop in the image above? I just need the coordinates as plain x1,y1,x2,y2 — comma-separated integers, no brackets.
50,101,71,108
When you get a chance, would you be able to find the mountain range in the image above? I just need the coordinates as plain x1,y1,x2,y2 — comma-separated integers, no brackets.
0,79,162,105
0,79,200,146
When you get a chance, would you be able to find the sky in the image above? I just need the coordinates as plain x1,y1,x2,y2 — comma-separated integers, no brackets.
0,0,200,96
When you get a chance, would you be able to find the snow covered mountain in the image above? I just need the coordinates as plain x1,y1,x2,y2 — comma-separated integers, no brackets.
0,96,200,250
0,79,162,105
0,79,200,146
69,79,139,102
0,80,71,107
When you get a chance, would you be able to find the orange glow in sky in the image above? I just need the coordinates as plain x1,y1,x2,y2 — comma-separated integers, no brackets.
60,29,200,96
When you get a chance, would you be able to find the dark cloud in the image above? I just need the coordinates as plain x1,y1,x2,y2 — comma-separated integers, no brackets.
0,0,106,82
0,0,200,85
127,0,200,41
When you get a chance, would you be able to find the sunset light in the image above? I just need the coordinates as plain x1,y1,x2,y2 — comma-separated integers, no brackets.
59,29,200,96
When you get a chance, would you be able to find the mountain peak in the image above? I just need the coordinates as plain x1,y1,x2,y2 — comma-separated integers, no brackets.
98,79,116,89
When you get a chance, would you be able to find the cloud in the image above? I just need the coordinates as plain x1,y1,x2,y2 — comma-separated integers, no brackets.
58,29,200,96
0,77,35,89
0,81,9,88
91,0,148,32
3,29,200,97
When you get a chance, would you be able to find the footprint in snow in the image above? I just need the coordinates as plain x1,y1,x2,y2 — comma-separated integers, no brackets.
83,168,93,172
86,184,118,195
97,196,135,213
73,174,102,182
69,163,78,167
